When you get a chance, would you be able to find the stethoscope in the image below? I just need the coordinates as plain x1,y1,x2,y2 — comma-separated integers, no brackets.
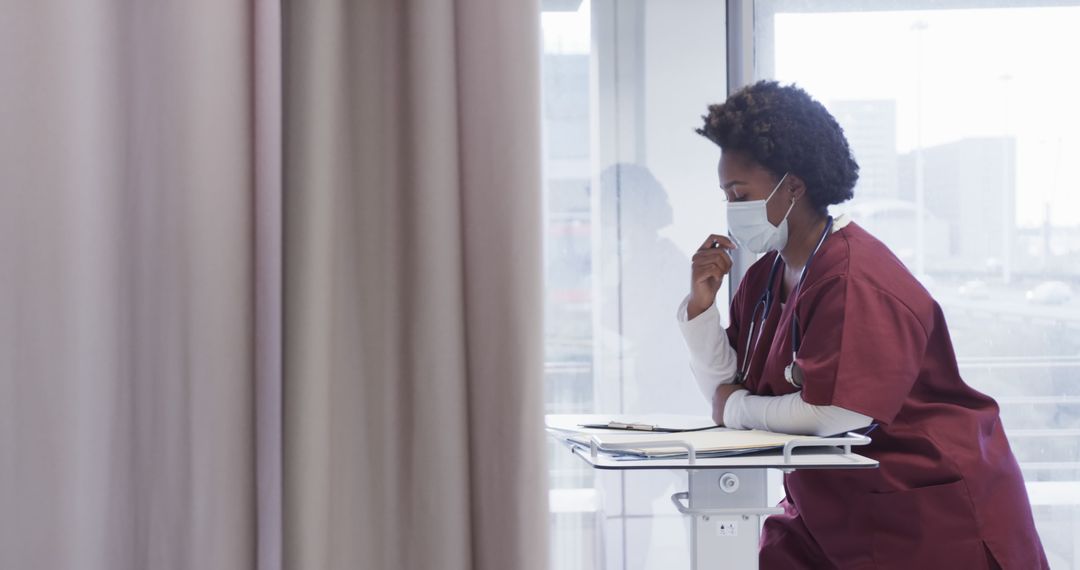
733,216,834,388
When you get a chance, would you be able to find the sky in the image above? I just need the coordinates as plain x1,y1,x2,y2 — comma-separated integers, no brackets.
542,2,1080,229
772,7,1080,228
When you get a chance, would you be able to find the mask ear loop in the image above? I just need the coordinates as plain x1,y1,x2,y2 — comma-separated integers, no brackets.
764,172,790,203
769,173,797,227
779,196,797,223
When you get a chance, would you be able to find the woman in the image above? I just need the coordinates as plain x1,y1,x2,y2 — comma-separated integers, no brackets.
676,81,1048,569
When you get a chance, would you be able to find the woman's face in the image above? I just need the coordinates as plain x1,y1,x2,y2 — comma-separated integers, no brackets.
718,151,795,228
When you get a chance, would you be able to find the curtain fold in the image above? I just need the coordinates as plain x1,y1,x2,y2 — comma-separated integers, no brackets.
2,1,545,569
282,1,546,568
1,3,257,569
454,1,549,568
253,1,284,570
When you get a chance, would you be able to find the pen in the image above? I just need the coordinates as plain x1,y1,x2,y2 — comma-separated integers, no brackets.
712,235,737,250
577,421,721,433
579,421,660,431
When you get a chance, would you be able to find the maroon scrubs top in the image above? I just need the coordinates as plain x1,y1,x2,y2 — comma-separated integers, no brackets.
726,222,1049,569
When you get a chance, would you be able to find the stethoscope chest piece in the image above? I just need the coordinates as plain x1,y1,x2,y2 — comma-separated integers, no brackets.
783,360,804,388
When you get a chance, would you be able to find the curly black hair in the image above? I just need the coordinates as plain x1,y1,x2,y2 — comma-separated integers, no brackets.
696,81,859,211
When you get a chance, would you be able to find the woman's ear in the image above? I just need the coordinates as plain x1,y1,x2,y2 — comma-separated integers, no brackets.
786,174,807,202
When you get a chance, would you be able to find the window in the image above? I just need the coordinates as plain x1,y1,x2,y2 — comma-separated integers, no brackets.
756,1,1080,567
544,1,1080,568
541,1,727,568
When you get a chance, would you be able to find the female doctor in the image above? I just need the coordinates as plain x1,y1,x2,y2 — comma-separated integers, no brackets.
677,81,1048,569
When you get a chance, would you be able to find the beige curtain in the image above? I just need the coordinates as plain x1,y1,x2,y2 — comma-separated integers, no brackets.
1,1,545,570
0,2,263,569
282,1,547,569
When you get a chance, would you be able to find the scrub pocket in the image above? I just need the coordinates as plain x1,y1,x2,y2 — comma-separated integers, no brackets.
868,479,984,569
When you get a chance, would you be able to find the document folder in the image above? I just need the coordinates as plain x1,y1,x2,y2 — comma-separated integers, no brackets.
565,428,820,459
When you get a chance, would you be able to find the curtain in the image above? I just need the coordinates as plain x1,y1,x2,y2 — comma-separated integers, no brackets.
1,3,258,568
282,1,546,569
0,1,545,569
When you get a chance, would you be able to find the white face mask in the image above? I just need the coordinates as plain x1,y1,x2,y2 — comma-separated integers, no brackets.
726,172,796,254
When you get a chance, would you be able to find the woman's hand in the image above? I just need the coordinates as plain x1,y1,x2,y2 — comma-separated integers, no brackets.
712,383,747,426
688,234,737,320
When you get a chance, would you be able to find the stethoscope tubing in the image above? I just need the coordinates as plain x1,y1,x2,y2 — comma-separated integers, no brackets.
734,216,834,387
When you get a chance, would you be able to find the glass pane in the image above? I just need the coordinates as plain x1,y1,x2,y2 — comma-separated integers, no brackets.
542,5,598,568
756,2,1080,568
541,1,727,568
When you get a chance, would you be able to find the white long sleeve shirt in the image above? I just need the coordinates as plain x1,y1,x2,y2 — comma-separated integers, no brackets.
676,292,872,437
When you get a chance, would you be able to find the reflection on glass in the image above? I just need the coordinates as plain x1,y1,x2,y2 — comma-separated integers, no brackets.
542,1,727,568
